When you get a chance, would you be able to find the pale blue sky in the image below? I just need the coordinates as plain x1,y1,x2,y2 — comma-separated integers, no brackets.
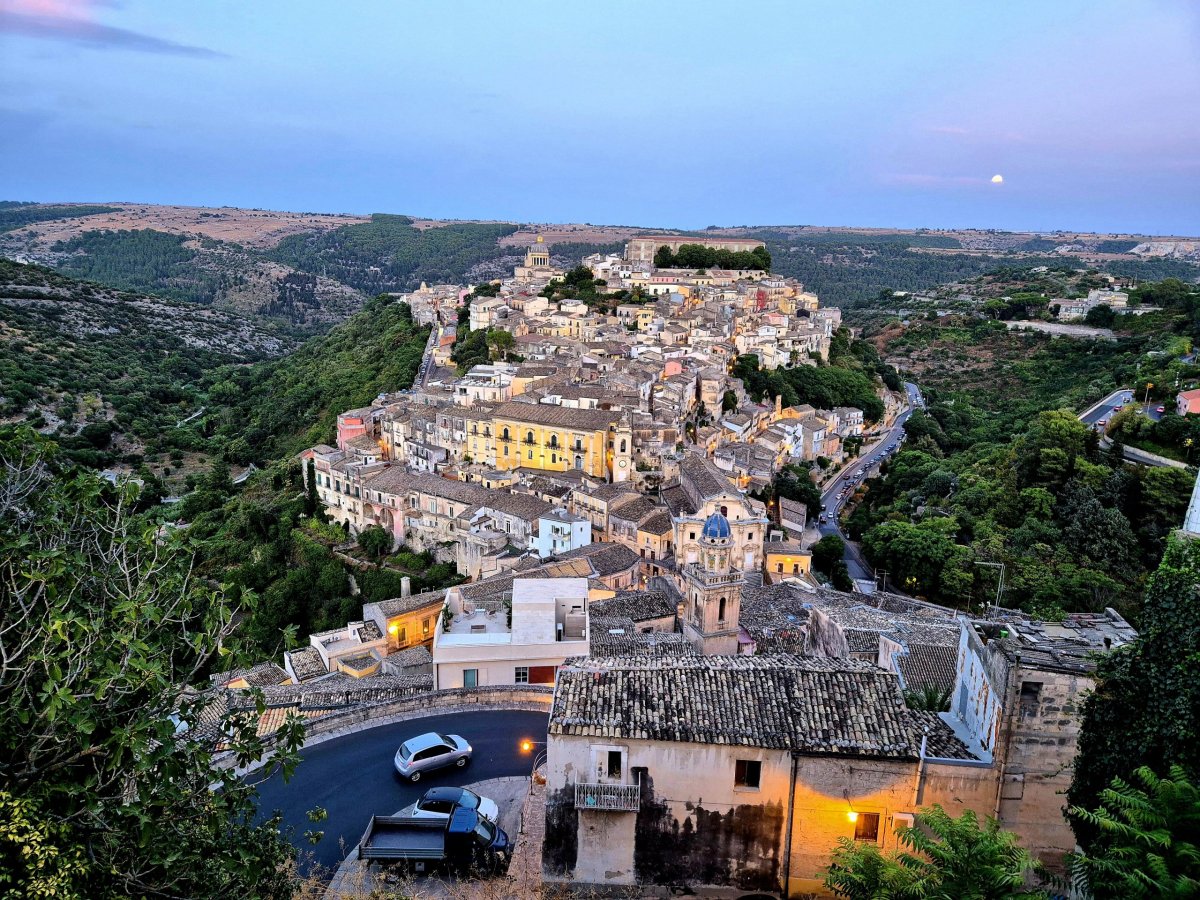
1,0,1197,233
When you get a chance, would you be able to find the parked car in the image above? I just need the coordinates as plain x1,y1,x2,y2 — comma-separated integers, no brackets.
410,786,499,824
1157,406,1166,414
1097,419,1107,427
394,732,473,782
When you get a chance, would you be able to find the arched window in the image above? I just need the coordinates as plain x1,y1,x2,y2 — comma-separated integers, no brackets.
720,505,728,517
526,431,535,444
574,455,583,470
619,439,626,453
502,427,510,440
718,597,727,622
550,434,558,448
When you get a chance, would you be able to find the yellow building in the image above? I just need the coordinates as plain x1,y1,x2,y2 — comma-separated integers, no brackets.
492,401,632,482
764,539,812,582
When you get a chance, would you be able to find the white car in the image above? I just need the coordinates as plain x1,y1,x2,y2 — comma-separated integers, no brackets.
407,786,499,824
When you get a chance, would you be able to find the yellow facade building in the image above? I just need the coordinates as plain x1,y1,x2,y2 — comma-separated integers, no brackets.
491,401,632,482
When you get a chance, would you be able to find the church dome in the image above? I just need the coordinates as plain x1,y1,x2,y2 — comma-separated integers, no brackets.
701,511,731,540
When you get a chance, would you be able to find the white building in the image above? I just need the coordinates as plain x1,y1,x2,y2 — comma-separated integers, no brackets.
534,508,592,559
431,578,590,689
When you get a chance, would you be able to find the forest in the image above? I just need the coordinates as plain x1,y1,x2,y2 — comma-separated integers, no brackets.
847,280,1200,621
653,242,772,271
0,202,119,233
268,213,519,293
0,260,290,469
52,228,225,305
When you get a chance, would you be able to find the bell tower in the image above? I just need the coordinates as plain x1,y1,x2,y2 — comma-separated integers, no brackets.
681,511,743,655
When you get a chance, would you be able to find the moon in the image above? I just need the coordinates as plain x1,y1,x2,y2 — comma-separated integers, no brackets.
991,174,1004,184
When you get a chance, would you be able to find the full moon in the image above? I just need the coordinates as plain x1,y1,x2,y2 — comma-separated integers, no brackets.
991,174,1004,184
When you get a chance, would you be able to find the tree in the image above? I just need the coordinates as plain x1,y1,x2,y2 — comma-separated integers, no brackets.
812,534,845,575
0,431,305,899
304,457,320,517
721,389,739,413
1069,765,1200,899
904,684,951,711
1069,534,1200,851
1084,304,1116,327
357,524,393,560
825,806,1045,899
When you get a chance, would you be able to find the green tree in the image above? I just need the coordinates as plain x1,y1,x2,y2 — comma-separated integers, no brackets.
812,534,846,575
721,389,739,413
357,524,393,559
825,806,1045,900
1069,534,1200,850
0,431,305,899
1070,765,1200,899
1084,304,1116,327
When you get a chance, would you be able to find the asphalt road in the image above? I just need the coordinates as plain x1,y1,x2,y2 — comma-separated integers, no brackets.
816,382,923,585
1078,387,1164,428
252,709,549,876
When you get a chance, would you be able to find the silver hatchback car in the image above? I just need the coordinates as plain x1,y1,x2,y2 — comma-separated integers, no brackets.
393,731,473,782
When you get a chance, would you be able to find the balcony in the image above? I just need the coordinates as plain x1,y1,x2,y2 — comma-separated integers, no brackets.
574,782,640,812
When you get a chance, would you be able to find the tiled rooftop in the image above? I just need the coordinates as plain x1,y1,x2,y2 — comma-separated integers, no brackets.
590,590,676,623
896,643,958,694
550,654,922,758
285,647,327,682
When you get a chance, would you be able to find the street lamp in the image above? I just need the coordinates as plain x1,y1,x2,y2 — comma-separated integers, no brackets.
519,739,547,798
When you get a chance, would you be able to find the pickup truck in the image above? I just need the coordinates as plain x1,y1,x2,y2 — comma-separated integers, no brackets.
358,808,511,875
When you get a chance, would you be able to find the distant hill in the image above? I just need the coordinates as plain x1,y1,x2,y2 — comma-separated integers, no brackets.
0,259,293,469
3,202,1197,329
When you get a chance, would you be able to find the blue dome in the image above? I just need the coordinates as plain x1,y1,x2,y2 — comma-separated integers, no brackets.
701,511,731,540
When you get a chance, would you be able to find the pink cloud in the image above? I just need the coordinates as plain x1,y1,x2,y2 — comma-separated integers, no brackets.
0,0,224,56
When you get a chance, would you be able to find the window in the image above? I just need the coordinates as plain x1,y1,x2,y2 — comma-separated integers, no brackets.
689,531,696,541
528,450,534,460
734,759,761,788
574,455,583,470
514,666,529,684
526,431,535,444
607,750,623,779
551,453,557,463
422,617,431,634
777,563,784,573
793,563,800,574
550,435,558,448
1019,681,1042,716
720,505,728,517
748,532,754,541
854,812,880,842
718,597,727,622
502,427,510,440
620,439,626,453
463,669,479,688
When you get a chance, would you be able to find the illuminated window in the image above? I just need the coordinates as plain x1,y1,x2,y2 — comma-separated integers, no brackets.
854,813,880,842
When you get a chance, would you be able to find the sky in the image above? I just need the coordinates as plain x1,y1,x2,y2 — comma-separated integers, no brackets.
1,0,1198,234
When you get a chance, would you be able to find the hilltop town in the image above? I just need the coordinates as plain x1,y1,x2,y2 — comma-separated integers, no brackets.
188,234,1163,896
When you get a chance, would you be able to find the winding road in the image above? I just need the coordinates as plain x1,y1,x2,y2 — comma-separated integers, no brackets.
817,382,923,586
252,709,549,876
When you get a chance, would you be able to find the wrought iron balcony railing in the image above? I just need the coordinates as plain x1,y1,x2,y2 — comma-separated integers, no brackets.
574,782,640,811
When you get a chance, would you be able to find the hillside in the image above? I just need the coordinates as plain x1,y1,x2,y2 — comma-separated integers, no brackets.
845,275,1200,623
0,259,293,470
5,203,1197,333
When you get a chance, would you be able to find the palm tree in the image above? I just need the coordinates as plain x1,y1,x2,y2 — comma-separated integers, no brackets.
904,684,952,712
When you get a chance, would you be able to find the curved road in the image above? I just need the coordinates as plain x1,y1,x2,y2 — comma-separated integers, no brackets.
253,709,549,876
817,382,922,586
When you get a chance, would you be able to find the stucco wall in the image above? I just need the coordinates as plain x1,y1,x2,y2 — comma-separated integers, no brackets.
545,735,925,895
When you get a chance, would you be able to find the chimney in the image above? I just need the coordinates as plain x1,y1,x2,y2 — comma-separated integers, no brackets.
401,576,411,598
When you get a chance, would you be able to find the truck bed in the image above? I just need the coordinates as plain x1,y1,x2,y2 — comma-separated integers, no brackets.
358,815,447,860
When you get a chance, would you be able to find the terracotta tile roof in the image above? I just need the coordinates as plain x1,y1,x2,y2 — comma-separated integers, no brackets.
356,621,383,642
210,662,291,689
896,643,959,694
550,654,920,758
908,711,976,760
588,617,697,657
610,495,659,523
590,590,676,623
639,510,673,535
285,647,327,682
371,589,447,619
